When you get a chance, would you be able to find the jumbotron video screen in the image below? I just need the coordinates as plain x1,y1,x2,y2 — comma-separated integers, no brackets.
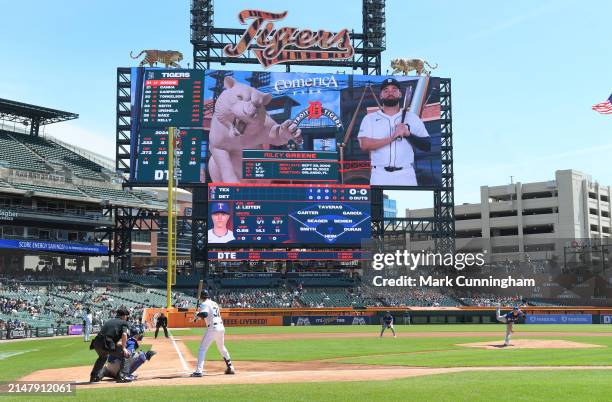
128,68,442,188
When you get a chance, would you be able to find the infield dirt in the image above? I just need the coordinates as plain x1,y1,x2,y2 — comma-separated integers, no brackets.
19,332,612,389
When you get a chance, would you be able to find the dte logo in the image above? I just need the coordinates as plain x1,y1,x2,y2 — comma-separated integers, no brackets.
216,252,237,259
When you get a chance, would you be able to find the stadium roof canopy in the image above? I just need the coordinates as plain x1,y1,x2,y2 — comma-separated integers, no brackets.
0,98,78,136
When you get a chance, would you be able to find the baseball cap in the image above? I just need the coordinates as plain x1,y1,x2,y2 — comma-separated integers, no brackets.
380,78,401,92
211,202,230,214
513,305,519,310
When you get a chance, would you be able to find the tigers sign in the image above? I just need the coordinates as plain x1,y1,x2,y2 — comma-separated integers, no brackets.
224,10,354,68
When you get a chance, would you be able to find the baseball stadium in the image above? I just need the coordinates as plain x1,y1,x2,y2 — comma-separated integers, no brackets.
1,1,611,401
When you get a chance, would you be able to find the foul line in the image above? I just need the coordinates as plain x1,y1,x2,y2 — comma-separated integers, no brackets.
169,331,190,372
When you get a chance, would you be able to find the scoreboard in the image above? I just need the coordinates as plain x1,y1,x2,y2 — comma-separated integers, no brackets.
130,68,207,184
208,184,371,246
135,128,204,183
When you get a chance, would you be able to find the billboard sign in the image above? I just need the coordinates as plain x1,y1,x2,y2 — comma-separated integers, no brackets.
0,239,108,255
68,325,84,335
224,10,354,68
291,316,370,325
525,314,593,324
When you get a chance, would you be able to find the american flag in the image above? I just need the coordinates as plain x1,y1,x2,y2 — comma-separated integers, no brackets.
592,94,612,114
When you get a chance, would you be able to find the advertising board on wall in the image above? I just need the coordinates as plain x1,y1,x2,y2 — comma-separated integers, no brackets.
525,314,593,324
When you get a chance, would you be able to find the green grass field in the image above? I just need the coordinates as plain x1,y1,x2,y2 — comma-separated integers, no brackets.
1,324,610,401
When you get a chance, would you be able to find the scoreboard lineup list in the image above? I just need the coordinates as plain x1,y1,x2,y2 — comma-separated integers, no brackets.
136,70,205,183
140,70,203,127
209,185,370,245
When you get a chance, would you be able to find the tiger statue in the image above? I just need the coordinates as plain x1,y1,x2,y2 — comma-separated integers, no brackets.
130,50,183,68
390,58,438,76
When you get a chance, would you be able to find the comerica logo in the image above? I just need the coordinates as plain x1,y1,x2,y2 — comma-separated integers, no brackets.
274,76,338,92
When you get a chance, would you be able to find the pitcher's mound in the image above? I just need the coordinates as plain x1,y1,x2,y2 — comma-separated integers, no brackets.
458,339,603,350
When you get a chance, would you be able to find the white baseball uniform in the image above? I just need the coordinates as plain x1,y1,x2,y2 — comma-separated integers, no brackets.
194,299,232,374
358,109,429,186
83,312,93,341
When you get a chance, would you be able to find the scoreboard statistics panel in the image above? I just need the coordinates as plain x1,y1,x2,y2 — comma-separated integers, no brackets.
208,184,371,246
242,150,338,182
129,68,207,184
136,128,204,183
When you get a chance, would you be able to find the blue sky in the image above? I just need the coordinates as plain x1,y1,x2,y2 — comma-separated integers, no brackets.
1,0,610,214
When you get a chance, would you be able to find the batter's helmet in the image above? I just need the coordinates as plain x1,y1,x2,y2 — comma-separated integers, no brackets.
200,289,209,299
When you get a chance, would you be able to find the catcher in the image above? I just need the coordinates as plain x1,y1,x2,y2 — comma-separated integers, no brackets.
102,325,157,380
496,305,526,347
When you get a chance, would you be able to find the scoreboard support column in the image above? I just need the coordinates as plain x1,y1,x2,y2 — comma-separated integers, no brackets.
191,187,209,282
167,127,176,308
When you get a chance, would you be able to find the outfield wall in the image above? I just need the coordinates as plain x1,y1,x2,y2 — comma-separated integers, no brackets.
141,307,612,328
2,308,611,340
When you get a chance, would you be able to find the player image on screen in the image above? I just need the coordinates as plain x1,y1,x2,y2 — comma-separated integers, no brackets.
357,78,431,186
208,202,235,244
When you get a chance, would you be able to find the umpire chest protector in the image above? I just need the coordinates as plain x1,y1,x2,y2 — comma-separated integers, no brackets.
91,318,129,351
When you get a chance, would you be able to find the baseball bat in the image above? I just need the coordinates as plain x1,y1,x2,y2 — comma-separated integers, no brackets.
192,280,204,322
196,279,204,308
